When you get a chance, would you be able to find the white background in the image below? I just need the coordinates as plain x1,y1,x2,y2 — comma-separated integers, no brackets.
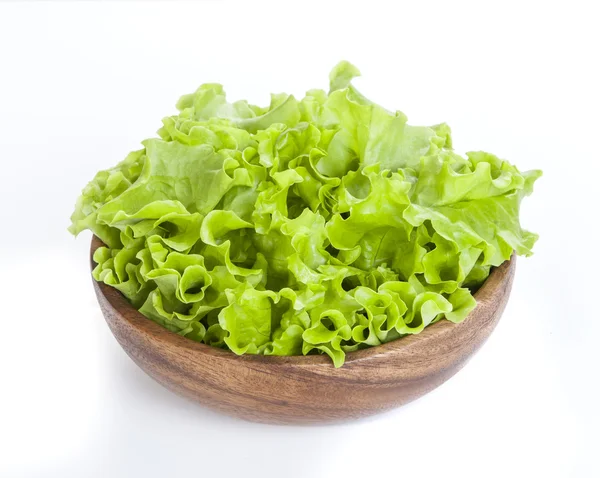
1,1,598,477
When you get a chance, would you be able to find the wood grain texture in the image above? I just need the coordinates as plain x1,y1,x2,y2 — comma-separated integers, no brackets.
91,236,516,424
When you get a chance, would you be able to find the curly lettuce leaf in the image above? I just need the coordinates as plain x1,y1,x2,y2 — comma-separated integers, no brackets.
71,61,540,367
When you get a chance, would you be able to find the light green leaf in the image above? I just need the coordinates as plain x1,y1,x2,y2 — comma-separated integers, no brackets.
72,61,540,366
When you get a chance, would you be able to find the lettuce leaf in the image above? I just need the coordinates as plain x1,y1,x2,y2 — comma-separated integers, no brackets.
72,61,540,367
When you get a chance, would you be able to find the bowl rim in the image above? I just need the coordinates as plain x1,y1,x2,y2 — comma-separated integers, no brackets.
91,235,515,367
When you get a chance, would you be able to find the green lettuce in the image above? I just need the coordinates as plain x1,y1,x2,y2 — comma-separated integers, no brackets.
71,61,540,367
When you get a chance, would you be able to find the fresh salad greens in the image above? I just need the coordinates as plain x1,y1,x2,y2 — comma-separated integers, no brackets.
70,62,540,367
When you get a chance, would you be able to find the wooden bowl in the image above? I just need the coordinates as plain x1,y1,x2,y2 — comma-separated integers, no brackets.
91,236,515,424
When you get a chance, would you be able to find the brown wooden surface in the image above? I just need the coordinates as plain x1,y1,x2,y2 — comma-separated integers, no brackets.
91,236,516,424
